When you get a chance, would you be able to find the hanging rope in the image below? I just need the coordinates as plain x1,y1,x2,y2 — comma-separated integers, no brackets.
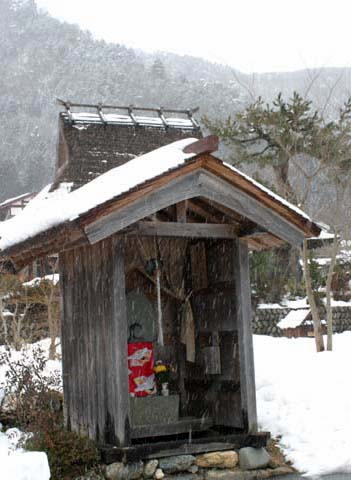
154,238,164,346
180,292,195,363
155,264,164,346
135,236,195,353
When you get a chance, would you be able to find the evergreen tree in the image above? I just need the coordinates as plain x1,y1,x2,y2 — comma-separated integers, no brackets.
204,92,351,352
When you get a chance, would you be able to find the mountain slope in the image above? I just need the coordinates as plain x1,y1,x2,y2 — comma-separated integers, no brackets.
1,0,351,206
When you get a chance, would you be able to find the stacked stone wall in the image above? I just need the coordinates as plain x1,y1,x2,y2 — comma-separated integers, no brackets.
252,308,288,336
94,448,294,480
331,306,351,333
252,306,351,336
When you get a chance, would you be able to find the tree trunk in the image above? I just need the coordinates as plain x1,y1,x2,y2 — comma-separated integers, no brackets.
48,304,59,360
325,232,339,351
0,296,8,345
275,160,298,205
302,239,325,352
47,261,60,360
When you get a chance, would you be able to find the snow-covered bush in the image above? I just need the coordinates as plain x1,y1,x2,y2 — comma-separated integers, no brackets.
26,429,100,480
0,345,62,430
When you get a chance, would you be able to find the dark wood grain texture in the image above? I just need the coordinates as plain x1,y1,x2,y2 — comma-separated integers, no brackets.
233,238,258,432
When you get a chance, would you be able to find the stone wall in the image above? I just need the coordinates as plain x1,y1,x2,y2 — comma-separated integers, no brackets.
81,448,294,480
331,306,351,333
252,308,290,337
252,306,351,336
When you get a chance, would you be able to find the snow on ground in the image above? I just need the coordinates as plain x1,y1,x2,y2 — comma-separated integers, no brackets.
0,427,50,480
0,339,61,480
1,335,351,477
254,332,351,476
23,273,60,287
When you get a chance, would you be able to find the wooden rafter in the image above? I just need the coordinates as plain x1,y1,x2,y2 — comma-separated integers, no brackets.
187,199,224,224
201,198,245,224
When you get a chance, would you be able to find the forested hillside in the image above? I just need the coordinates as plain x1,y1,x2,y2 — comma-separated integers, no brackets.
1,0,351,203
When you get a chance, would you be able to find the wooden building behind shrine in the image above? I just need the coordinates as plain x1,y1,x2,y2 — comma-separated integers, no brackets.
0,104,320,461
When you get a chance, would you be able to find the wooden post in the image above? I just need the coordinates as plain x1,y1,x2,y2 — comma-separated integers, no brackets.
176,201,188,223
110,237,130,446
233,238,258,433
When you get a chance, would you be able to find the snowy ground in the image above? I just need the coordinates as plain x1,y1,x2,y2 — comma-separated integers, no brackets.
0,427,50,480
0,339,61,480
1,336,351,478
254,333,351,477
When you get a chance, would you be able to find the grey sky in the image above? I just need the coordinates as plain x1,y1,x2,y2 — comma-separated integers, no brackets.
35,0,351,73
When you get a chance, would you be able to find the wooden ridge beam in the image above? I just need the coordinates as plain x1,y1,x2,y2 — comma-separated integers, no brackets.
123,221,238,239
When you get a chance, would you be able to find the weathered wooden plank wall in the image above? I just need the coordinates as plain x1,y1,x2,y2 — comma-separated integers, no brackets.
234,238,258,432
189,239,244,429
59,236,130,445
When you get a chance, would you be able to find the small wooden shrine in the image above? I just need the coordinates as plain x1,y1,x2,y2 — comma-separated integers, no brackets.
0,106,320,462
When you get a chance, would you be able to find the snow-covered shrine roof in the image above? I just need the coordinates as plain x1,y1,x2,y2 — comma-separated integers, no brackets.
0,137,320,267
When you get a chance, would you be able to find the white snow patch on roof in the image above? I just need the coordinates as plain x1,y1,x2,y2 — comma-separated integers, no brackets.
0,138,197,251
0,183,73,250
70,112,196,128
0,192,33,209
278,309,310,329
317,229,335,240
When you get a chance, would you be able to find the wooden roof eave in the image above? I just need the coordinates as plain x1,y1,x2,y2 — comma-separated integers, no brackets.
0,158,207,268
1,223,88,271
1,153,320,268
200,155,321,238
